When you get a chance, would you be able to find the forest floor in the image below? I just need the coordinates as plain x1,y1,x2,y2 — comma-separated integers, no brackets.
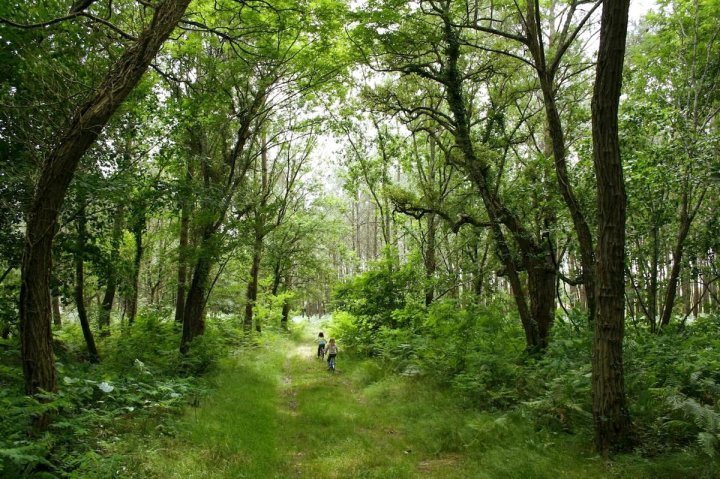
128,327,704,478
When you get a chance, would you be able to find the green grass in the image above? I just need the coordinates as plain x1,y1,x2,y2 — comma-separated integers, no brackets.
126,328,714,478
131,338,287,478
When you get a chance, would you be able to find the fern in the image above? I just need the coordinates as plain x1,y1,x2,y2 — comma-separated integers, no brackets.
668,393,720,457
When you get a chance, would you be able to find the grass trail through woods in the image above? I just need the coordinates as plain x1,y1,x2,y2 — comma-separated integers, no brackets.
137,329,701,478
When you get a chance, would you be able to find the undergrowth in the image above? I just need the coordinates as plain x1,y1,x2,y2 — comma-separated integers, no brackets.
331,264,720,468
0,310,237,478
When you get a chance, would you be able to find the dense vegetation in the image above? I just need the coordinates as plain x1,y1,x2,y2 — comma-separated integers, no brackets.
1,0,719,476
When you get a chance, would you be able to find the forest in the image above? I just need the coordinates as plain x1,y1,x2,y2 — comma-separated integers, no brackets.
0,0,719,477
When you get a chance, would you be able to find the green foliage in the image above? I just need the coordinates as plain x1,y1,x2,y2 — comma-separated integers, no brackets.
333,257,421,334
333,253,720,459
0,310,238,477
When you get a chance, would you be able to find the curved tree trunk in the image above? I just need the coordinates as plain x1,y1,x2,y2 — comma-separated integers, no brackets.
540,89,597,322
19,0,192,397
590,0,633,455
521,0,598,324
443,15,543,350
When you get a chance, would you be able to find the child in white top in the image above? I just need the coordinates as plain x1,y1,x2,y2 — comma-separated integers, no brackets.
326,338,338,370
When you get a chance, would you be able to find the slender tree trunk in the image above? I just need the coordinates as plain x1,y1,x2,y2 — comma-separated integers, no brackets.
127,208,145,325
245,230,263,332
52,296,62,328
648,222,660,331
424,212,437,306
523,1,597,324
473,240,490,298
590,0,633,455
355,194,360,266
19,0,191,397
271,260,282,296
373,207,379,260
174,168,191,324
98,205,124,335
74,202,99,363
692,274,700,317
540,85,597,322
280,274,292,329
659,188,700,328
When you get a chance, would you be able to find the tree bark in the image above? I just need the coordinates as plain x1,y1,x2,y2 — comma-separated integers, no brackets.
19,0,192,393
98,205,124,335
244,229,264,332
590,0,633,455
521,0,598,323
127,206,145,325
424,212,437,306
52,296,62,328
541,87,597,322
174,179,190,324
180,253,210,354
648,222,660,331
280,274,292,329
74,202,99,363
527,251,557,349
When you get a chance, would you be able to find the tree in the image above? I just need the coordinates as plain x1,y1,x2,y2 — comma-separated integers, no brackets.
13,0,191,396
590,0,633,454
353,0,560,350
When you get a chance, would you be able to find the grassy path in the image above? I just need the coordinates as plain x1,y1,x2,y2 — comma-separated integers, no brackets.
135,330,701,478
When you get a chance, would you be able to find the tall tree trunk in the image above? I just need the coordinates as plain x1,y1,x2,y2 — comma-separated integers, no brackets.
180,254,211,354
648,222,660,331
473,240,490,299
98,205,124,336
74,202,99,363
52,296,62,328
424,212,437,306
523,0,597,323
280,274,292,330
355,193,360,265
271,258,283,296
540,85,597,322
244,230,263,332
246,133,269,333
443,15,540,350
659,187,704,328
127,207,145,325
590,0,633,455
19,0,191,397
174,165,191,324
